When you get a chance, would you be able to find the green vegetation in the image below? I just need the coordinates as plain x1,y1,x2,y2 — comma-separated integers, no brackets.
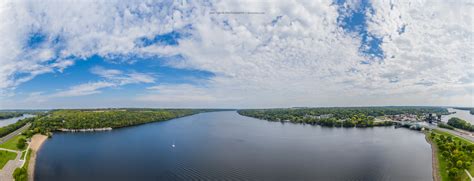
0,135,27,151
0,117,34,138
238,107,447,128
0,150,17,169
428,130,474,181
16,138,26,150
0,112,24,120
20,150,26,159
29,109,210,134
447,117,474,132
439,122,455,130
13,149,31,181
13,167,27,181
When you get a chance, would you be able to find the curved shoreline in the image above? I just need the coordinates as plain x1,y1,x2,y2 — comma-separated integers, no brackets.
27,134,47,181
424,132,440,181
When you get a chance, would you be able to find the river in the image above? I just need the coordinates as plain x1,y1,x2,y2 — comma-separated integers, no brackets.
442,108,474,124
0,114,35,128
35,111,432,181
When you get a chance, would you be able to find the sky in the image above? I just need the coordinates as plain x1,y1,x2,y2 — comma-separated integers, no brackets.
0,0,473,109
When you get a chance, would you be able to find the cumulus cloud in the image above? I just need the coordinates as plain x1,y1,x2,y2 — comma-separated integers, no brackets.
0,0,472,108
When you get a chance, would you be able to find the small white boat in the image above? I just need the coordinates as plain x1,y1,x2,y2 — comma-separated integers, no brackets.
172,144,175,148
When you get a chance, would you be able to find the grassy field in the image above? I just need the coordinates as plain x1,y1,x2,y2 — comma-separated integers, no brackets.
430,129,474,181
0,150,17,169
0,134,26,151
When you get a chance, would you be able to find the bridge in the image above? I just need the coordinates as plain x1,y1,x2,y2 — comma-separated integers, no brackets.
390,120,474,143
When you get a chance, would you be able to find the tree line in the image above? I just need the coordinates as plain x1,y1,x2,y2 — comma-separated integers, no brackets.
0,112,24,120
0,117,34,138
28,109,210,135
238,107,448,128
447,117,474,132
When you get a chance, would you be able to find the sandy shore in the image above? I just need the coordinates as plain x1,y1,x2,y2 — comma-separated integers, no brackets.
425,133,440,181
27,134,47,181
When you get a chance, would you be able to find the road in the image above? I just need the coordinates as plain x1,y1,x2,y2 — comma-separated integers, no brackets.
0,124,31,181
391,120,474,143
0,129,30,181
426,125,474,143
0,123,31,145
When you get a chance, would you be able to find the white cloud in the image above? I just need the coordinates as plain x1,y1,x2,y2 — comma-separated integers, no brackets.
53,81,115,97
0,0,472,108
50,66,155,98
90,66,155,85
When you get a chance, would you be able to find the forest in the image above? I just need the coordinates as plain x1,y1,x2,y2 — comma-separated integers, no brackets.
28,109,210,135
447,117,474,132
0,112,24,119
238,106,448,128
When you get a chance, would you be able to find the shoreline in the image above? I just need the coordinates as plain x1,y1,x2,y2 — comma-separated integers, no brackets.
59,127,112,132
424,132,440,181
27,134,47,181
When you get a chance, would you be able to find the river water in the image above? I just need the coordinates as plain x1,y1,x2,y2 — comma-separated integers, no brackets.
35,111,432,181
0,114,35,128
442,108,474,124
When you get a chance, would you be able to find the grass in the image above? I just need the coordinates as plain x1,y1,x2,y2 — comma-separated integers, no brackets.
0,150,17,169
0,134,26,151
429,129,474,181
426,131,449,180
434,129,472,144
23,149,32,169
20,150,26,160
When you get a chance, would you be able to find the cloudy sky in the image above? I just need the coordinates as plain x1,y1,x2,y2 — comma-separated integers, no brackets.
0,0,472,109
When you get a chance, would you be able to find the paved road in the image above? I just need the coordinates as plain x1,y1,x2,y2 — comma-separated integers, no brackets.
0,124,30,181
0,123,31,145
392,120,474,143
426,125,474,143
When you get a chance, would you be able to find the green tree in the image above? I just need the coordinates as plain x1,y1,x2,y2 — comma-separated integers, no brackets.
16,138,26,149
456,160,463,168
448,168,458,178
465,161,471,168
13,167,27,181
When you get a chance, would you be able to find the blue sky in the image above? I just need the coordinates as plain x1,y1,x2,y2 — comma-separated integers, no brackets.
0,0,472,108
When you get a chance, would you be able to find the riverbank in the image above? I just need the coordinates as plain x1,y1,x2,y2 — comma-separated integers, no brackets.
425,129,474,181
27,134,47,181
59,127,112,132
424,131,441,181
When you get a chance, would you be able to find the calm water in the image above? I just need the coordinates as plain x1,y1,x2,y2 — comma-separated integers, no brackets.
36,111,432,181
442,108,474,124
0,114,34,128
